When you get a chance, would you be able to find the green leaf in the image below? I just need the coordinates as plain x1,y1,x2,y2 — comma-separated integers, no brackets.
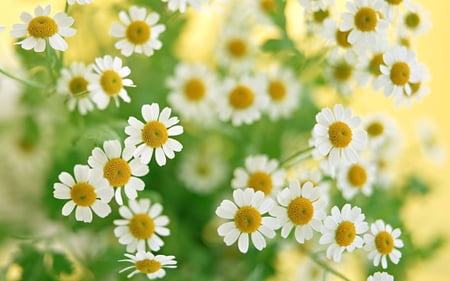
52,252,74,276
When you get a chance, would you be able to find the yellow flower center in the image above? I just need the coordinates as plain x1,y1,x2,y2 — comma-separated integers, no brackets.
103,158,131,187
70,182,97,207
399,37,410,48
369,53,384,76
247,171,273,195
354,7,378,32
268,80,287,101
313,9,330,23
375,231,394,255
405,12,420,29
333,62,353,81
141,121,169,148
229,85,254,109
126,20,151,45
69,76,89,96
336,29,352,48
335,221,356,247
328,121,353,148
227,38,247,59
27,16,57,38
184,78,206,101
347,164,367,187
287,197,314,225
129,213,155,240
100,70,123,96
260,0,276,12
390,62,410,86
234,206,262,233
366,121,384,137
406,82,421,96
135,259,161,274
386,0,402,5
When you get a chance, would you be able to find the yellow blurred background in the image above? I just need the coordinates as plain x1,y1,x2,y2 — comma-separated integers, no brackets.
1,0,449,280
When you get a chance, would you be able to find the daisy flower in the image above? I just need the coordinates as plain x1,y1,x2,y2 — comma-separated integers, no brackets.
363,113,396,149
162,0,207,13
88,140,149,205
374,46,420,98
53,165,113,223
364,220,404,269
110,6,165,57
337,160,376,200
295,168,330,205
264,66,301,120
232,154,286,197
270,180,326,243
367,272,394,281
124,103,183,166
312,104,368,167
217,75,269,126
306,3,334,32
119,251,176,279
10,5,76,52
355,39,389,89
321,19,355,60
397,3,431,37
56,62,94,115
114,199,170,252
166,62,218,123
325,50,359,95
340,0,388,47
393,63,429,107
381,0,412,21
416,119,447,165
67,0,92,5
215,188,279,253
298,0,334,13
319,204,368,262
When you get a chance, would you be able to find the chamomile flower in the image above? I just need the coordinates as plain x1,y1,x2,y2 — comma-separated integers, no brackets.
381,0,412,21
53,165,113,223
397,3,431,37
264,66,301,120
67,0,92,5
119,251,176,279
88,140,149,205
364,220,404,269
307,3,334,32
270,181,326,243
321,19,355,60
298,0,334,13
10,5,76,52
416,119,447,165
57,62,94,115
340,0,388,47
166,62,218,123
110,6,165,57
363,113,396,149
337,160,376,200
295,168,330,205
162,0,207,13
355,39,389,89
325,50,359,95
215,188,279,253
393,63,429,107
114,199,170,252
312,104,368,167
367,272,394,281
124,103,183,166
319,204,368,262
231,154,286,197
87,55,135,109
374,46,420,98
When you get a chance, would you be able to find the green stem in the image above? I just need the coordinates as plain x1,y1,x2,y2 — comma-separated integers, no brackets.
303,247,351,281
280,146,313,167
0,67,46,88
45,43,57,83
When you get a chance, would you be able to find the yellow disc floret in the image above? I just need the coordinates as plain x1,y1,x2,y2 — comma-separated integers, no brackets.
405,12,420,29
184,78,206,101
103,158,131,187
229,85,254,109
328,121,353,148
333,62,353,81
142,121,168,148
70,182,97,207
28,16,57,38
227,39,247,59
287,197,314,225
335,221,356,247
126,21,151,45
347,164,367,187
100,70,123,96
375,231,394,255
390,62,410,86
354,7,378,32
369,53,384,76
69,76,89,96
260,0,276,12
129,213,155,240
366,121,384,137
234,206,262,233
247,172,273,195
336,30,352,48
268,80,287,101
135,259,161,274
313,9,330,23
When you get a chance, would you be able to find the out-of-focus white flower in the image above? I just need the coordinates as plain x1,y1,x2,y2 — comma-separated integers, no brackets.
337,160,376,200
119,251,177,279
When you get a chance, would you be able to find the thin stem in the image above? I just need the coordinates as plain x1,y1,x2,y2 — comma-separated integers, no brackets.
45,43,57,83
303,247,351,281
0,67,46,88
280,146,313,167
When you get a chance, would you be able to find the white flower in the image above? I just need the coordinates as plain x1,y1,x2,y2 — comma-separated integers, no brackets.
87,55,135,109
393,63,429,107
381,0,412,21
232,154,286,197
217,75,269,126
215,188,279,253
124,103,183,166
166,62,218,124
374,46,420,98
364,220,403,269
53,165,113,223
110,6,165,57
295,168,330,205
88,140,149,205
319,204,368,262
114,199,170,252
355,39,389,89
119,251,176,279
321,19,355,60
270,181,326,243
416,118,447,165
57,62,95,115
340,0,388,47
67,0,92,5
337,160,376,200
306,3,334,32
162,0,207,13
312,104,368,167
325,50,359,95
367,272,394,281
363,113,397,149
397,3,431,37
264,66,301,120
10,5,76,52
298,0,334,13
